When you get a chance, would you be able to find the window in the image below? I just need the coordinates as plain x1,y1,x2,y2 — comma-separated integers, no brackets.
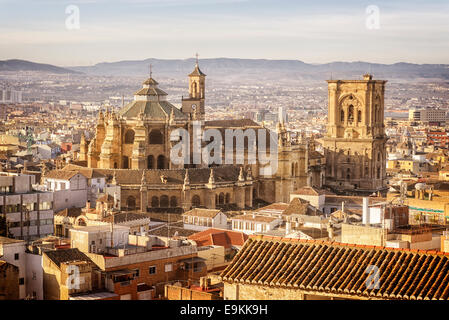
32,272,36,280
19,278,24,285
348,105,354,123
124,130,135,144
39,202,52,210
165,263,173,273
149,266,156,275
14,253,19,260
134,269,140,277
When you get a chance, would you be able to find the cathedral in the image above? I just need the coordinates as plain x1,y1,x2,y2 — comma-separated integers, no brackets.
76,60,317,212
74,63,387,212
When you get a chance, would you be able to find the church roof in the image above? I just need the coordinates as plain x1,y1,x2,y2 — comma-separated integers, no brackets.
134,87,168,96
118,100,187,119
189,64,206,77
118,75,188,120
142,77,159,85
62,164,244,186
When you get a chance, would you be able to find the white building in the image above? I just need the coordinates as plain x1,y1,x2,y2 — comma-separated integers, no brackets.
231,213,282,235
43,170,88,213
182,208,228,231
409,108,447,124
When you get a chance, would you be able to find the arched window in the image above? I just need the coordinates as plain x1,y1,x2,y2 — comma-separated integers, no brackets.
77,218,87,226
365,167,369,177
170,196,177,208
149,130,164,144
151,196,159,208
218,193,225,205
358,110,362,123
340,110,345,122
160,195,169,208
192,195,201,208
225,193,231,204
124,130,135,144
114,162,118,169
348,105,354,123
147,155,154,169
377,152,381,162
122,156,129,169
157,155,166,169
377,167,381,179
291,163,295,176
346,168,351,180
127,196,136,210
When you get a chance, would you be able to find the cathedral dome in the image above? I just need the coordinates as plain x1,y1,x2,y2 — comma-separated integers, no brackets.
118,76,187,120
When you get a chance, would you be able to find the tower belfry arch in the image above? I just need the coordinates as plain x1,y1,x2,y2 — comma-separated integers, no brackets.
323,74,388,195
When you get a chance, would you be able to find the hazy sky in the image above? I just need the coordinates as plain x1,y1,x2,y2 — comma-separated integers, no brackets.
0,0,448,66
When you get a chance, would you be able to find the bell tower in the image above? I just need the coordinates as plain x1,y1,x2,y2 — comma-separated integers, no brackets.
323,74,388,194
182,54,206,120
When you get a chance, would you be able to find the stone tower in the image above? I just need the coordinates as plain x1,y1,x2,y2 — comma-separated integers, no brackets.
323,74,388,194
182,56,206,120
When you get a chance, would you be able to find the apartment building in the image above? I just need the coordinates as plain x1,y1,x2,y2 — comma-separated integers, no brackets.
0,173,54,241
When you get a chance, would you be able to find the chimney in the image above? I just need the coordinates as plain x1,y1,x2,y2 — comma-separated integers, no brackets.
285,222,291,235
362,197,370,225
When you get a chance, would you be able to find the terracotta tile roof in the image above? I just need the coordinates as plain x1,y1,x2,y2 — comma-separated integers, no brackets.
283,198,311,216
291,186,331,196
256,203,290,214
44,248,92,268
232,214,279,223
221,236,449,300
189,228,248,249
147,221,197,237
44,170,80,180
183,208,222,218
102,212,151,224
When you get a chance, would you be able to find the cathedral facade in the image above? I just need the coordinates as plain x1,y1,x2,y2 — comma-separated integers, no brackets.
77,61,316,212
322,74,388,195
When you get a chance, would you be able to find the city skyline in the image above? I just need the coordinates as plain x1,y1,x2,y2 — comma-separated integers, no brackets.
0,0,448,66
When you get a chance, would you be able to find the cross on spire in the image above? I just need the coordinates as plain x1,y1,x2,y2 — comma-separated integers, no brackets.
195,53,199,66
149,64,153,78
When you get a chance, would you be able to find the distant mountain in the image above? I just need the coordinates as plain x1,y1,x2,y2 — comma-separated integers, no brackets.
69,58,449,81
0,59,79,74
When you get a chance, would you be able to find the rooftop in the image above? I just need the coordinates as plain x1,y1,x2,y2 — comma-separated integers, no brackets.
221,235,449,300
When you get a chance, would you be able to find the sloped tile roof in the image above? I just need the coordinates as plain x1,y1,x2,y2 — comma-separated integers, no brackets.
183,208,222,218
189,228,248,249
118,100,187,119
44,170,80,180
44,248,92,268
221,236,449,300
